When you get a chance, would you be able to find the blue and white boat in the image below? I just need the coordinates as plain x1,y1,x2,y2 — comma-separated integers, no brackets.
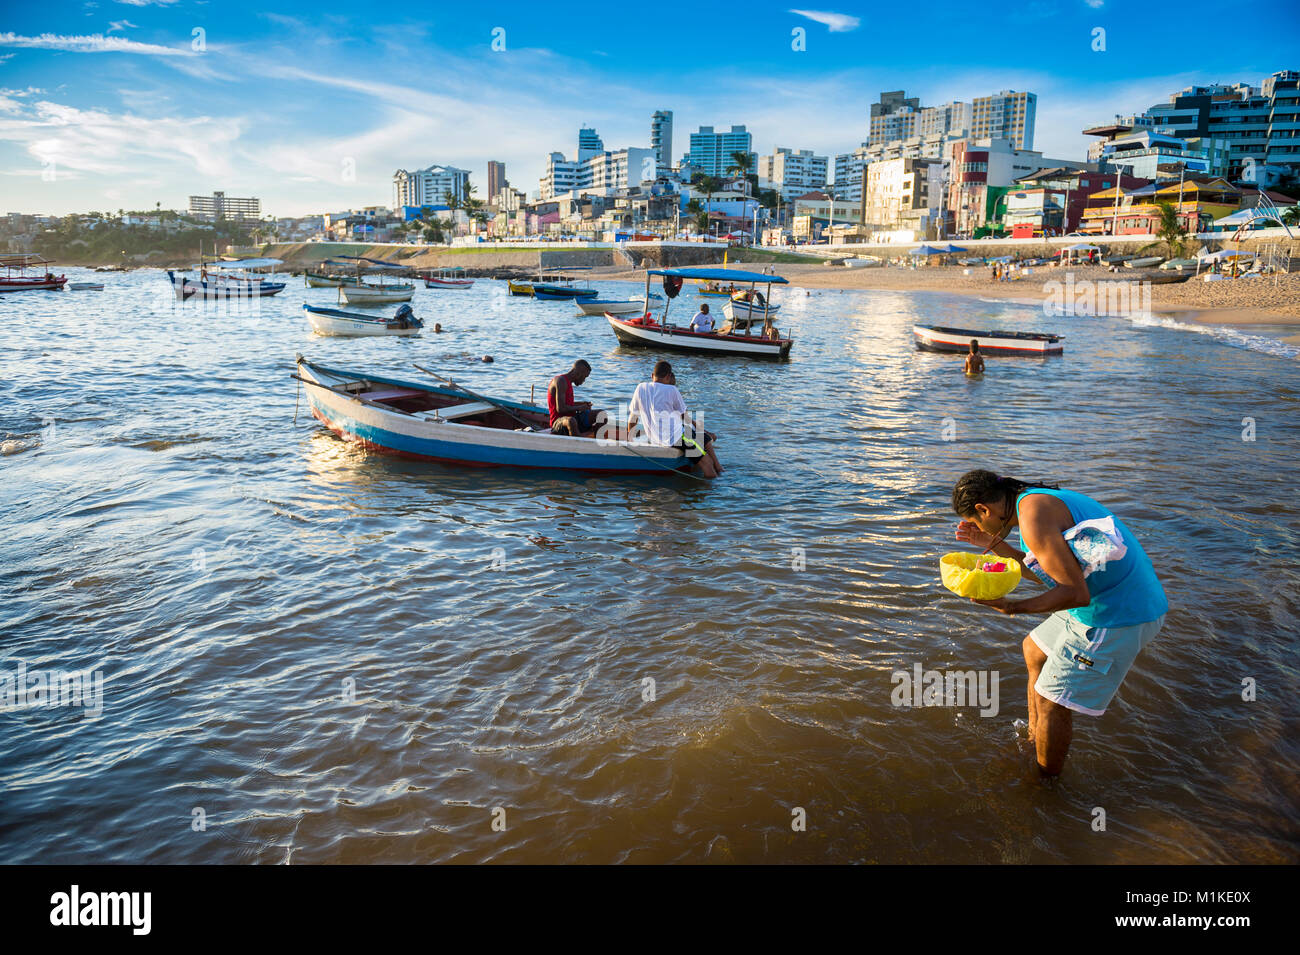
169,257,287,300
294,357,693,475
303,303,423,337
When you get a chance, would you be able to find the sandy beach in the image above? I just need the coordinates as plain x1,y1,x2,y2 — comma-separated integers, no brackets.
597,261,1300,325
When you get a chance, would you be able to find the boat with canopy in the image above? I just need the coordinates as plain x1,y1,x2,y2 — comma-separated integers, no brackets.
0,253,67,292
168,257,286,300
424,267,474,289
293,357,694,474
606,267,793,360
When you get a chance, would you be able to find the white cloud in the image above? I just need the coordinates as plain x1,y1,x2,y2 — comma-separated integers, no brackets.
789,9,861,32
0,32,190,56
1084,0,1105,8
114,0,178,6
107,20,139,34
0,99,241,178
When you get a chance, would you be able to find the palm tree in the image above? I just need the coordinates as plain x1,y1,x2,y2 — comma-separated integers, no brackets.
1155,200,1189,258
727,150,753,189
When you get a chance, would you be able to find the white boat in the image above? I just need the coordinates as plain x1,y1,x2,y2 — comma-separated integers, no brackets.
294,357,693,475
67,282,105,291
913,324,1063,356
339,282,415,305
722,293,782,325
1124,256,1165,268
304,303,423,337
576,299,644,316
424,268,474,289
605,266,793,360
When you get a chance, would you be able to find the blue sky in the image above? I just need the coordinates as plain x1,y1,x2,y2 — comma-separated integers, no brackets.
2,1,1299,216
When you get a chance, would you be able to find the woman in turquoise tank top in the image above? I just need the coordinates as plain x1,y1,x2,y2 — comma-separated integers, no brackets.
951,469,1168,776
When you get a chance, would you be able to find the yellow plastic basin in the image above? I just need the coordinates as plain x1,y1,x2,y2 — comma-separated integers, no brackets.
940,552,1023,600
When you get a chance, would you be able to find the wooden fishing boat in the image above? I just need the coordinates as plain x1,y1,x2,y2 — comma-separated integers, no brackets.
424,268,474,289
606,266,793,360
0,253,66,292
576,299,645,316
1159,257,1198,271
304,303,423,337
305,270,362,288
339,282,415,305
1124,256,1165,268
168,258,287,300
912,324,1063,356
508,280,534,296
724,293,782,323
697,282,737,297
534,284,598,300
67,282,105,291
294,357,693,475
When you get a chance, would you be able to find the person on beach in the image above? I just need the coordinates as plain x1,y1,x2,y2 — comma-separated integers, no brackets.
951,470,1168,776
964,340,985,375
548,360,605,437
690,303,714,333
628,360,722,479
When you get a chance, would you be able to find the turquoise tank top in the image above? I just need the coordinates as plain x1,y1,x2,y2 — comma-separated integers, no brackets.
1015,488,1168,628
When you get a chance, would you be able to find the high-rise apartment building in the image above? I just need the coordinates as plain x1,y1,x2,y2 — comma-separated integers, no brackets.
487,161,506,201
651,111,674,174
188,191,261,221
392,165,471,208
685,125,755,178
758,147,829,201
970,91,1037,150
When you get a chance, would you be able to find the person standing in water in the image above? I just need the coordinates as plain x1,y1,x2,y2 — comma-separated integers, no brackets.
964,340,984,375
951,470,1168,776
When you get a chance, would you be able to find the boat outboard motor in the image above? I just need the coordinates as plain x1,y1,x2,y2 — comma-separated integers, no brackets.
393,303,418,328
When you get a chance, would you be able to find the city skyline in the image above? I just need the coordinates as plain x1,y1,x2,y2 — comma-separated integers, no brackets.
2,1,1299,216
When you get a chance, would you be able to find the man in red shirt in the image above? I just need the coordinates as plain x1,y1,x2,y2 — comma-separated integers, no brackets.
548,360,605,437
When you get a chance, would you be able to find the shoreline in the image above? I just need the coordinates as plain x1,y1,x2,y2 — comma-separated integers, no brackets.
598,263,1300,328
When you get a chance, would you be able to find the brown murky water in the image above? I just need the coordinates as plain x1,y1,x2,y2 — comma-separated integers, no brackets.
1,272,1297,863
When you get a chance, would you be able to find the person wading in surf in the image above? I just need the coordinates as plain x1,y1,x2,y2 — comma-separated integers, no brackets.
951,470,1168,776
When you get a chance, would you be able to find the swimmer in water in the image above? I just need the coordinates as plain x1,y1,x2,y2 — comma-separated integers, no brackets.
964,340,984,375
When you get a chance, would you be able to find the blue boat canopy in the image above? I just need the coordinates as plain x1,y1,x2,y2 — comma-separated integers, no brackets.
646,267,788,284
206,257,283,269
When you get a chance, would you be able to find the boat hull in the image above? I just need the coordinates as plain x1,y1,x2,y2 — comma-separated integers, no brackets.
339,286,415,305
507,281,534,296
425,278,474,288
912,324,1063,356
607,315,792,360
577,299,643,315
723,299,782,322
0,277,67,292
168,271,286,299
297,360,691,474
304,305,422,337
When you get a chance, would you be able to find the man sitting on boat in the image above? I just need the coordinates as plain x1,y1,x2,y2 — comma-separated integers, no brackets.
690,304,714,333
548,360,605,437
627,360,722,479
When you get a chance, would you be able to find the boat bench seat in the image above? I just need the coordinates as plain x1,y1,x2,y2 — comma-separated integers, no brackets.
363,387,427,403
423,401,499,421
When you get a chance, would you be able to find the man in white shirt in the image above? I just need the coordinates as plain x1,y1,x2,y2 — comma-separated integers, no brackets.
689,303,714,334
627,360,722,478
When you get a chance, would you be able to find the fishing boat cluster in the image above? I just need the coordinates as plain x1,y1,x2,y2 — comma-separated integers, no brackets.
7,249,1063,475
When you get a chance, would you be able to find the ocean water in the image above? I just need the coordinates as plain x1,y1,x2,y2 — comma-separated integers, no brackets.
1,270,1297,864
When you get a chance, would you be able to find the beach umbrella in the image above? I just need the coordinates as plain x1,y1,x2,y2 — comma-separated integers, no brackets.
908,245,945,256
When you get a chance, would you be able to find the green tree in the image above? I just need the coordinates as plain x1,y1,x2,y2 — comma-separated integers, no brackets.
1155,200,1189,258
727,150,753,183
